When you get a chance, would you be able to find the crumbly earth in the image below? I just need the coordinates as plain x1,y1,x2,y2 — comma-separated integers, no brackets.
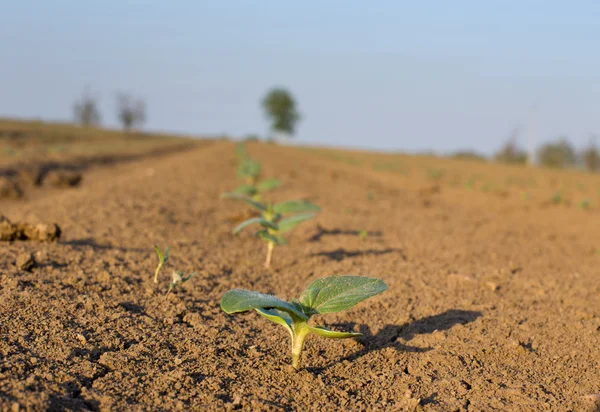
1,141,599,411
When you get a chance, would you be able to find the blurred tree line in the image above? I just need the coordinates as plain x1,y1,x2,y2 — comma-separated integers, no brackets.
493,133,600,172
72,85,600,173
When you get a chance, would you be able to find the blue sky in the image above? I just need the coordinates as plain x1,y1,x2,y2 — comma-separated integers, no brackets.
1,1,599,154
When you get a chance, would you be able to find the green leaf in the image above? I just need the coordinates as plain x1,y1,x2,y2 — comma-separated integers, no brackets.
299,276,388,314
220,289,308,320
221,193,267,211
256,308,293,337
233,218,278,235
308,325,362,339
255,230,283,245
273,200,320,214
154,245,169,263
277,213,316,233
256,178,281,192
233,185,257,196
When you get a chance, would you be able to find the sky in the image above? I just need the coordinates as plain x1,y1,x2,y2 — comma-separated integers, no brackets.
1,1,599,154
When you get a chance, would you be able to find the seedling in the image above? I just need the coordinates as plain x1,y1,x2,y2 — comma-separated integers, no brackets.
579,199,590,209
223,194,320,268
220,275,387,369
153,245,170,284
166,270,196,296
358,229,368,241
237,157,262,186
231,177,281,201
552,192,562,205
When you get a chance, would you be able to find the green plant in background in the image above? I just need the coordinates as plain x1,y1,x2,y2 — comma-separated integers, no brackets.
153,245,170,284
552,192,562,205
231,177,281,201
166,270,196,296
358,229,368,241
427,168,444,180
237,157,262,185
579,199,590,209
223,194,320,268
220,275,388,369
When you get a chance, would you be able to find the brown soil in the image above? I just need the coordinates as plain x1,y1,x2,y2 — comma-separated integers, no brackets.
1,141,600,411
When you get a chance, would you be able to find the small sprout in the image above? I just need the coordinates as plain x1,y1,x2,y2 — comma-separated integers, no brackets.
367,192,375,201
220,275,388,369
224,194,320,268
166,270,196,296
237,158,262,186
358,229,368,241
552,192,562,205
579,199,590,209
231,177,281,201
153,245,170,284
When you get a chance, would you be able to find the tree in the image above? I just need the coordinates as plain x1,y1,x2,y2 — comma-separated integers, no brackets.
581,138,600,172
116,93,146,132
262,88,300,139
73,88,101,126
494,132,528,164
537,138,576,169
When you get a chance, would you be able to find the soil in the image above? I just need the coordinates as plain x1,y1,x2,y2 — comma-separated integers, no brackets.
1,141,600,411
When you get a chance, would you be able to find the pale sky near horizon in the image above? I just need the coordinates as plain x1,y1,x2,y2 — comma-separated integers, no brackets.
1,1,599,154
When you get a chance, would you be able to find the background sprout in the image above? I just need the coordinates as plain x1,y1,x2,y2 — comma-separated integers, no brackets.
224,194,320,267
166,270,196,296
232,177,281,201
220,275,388,369
153,245,170,284
237,157,262,186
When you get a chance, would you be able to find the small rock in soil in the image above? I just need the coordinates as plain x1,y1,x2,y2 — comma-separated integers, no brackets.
0,176,23,199
16,252,35,271
17,166,43,186
0,215,61,242
43,170,83,188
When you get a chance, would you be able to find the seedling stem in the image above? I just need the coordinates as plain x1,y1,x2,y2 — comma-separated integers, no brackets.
266,241,275,268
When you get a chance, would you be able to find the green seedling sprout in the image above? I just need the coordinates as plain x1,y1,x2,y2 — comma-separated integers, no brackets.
552,192,562,205
166,270,196,296
358,229,368,241
223,194,320,268
579,199,590,209
153,245,170,284
231,177,281,201
220,275,387,369
237,157,262,186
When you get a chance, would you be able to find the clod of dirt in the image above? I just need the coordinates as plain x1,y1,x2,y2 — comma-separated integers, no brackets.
15,252,35,271
42,170,83,188
17,166,43,186
0,215,61,241
0,176,23,199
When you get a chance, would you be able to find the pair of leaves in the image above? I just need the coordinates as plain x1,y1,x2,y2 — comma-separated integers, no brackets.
233,213,316,236
220,275,387,319
233,178,281,197
222,193,320,216
154,245,170,265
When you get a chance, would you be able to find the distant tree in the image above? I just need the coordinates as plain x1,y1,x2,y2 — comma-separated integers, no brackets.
73,88,101,126
262,88,300,139
116,93,146,132
494,133,528,164
537,138,576,169
581,138,600,172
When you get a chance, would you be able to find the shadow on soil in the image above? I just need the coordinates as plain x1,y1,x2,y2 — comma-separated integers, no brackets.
309,247,403,262
307,309,482,374
308,224,383,242
62,238,147,253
